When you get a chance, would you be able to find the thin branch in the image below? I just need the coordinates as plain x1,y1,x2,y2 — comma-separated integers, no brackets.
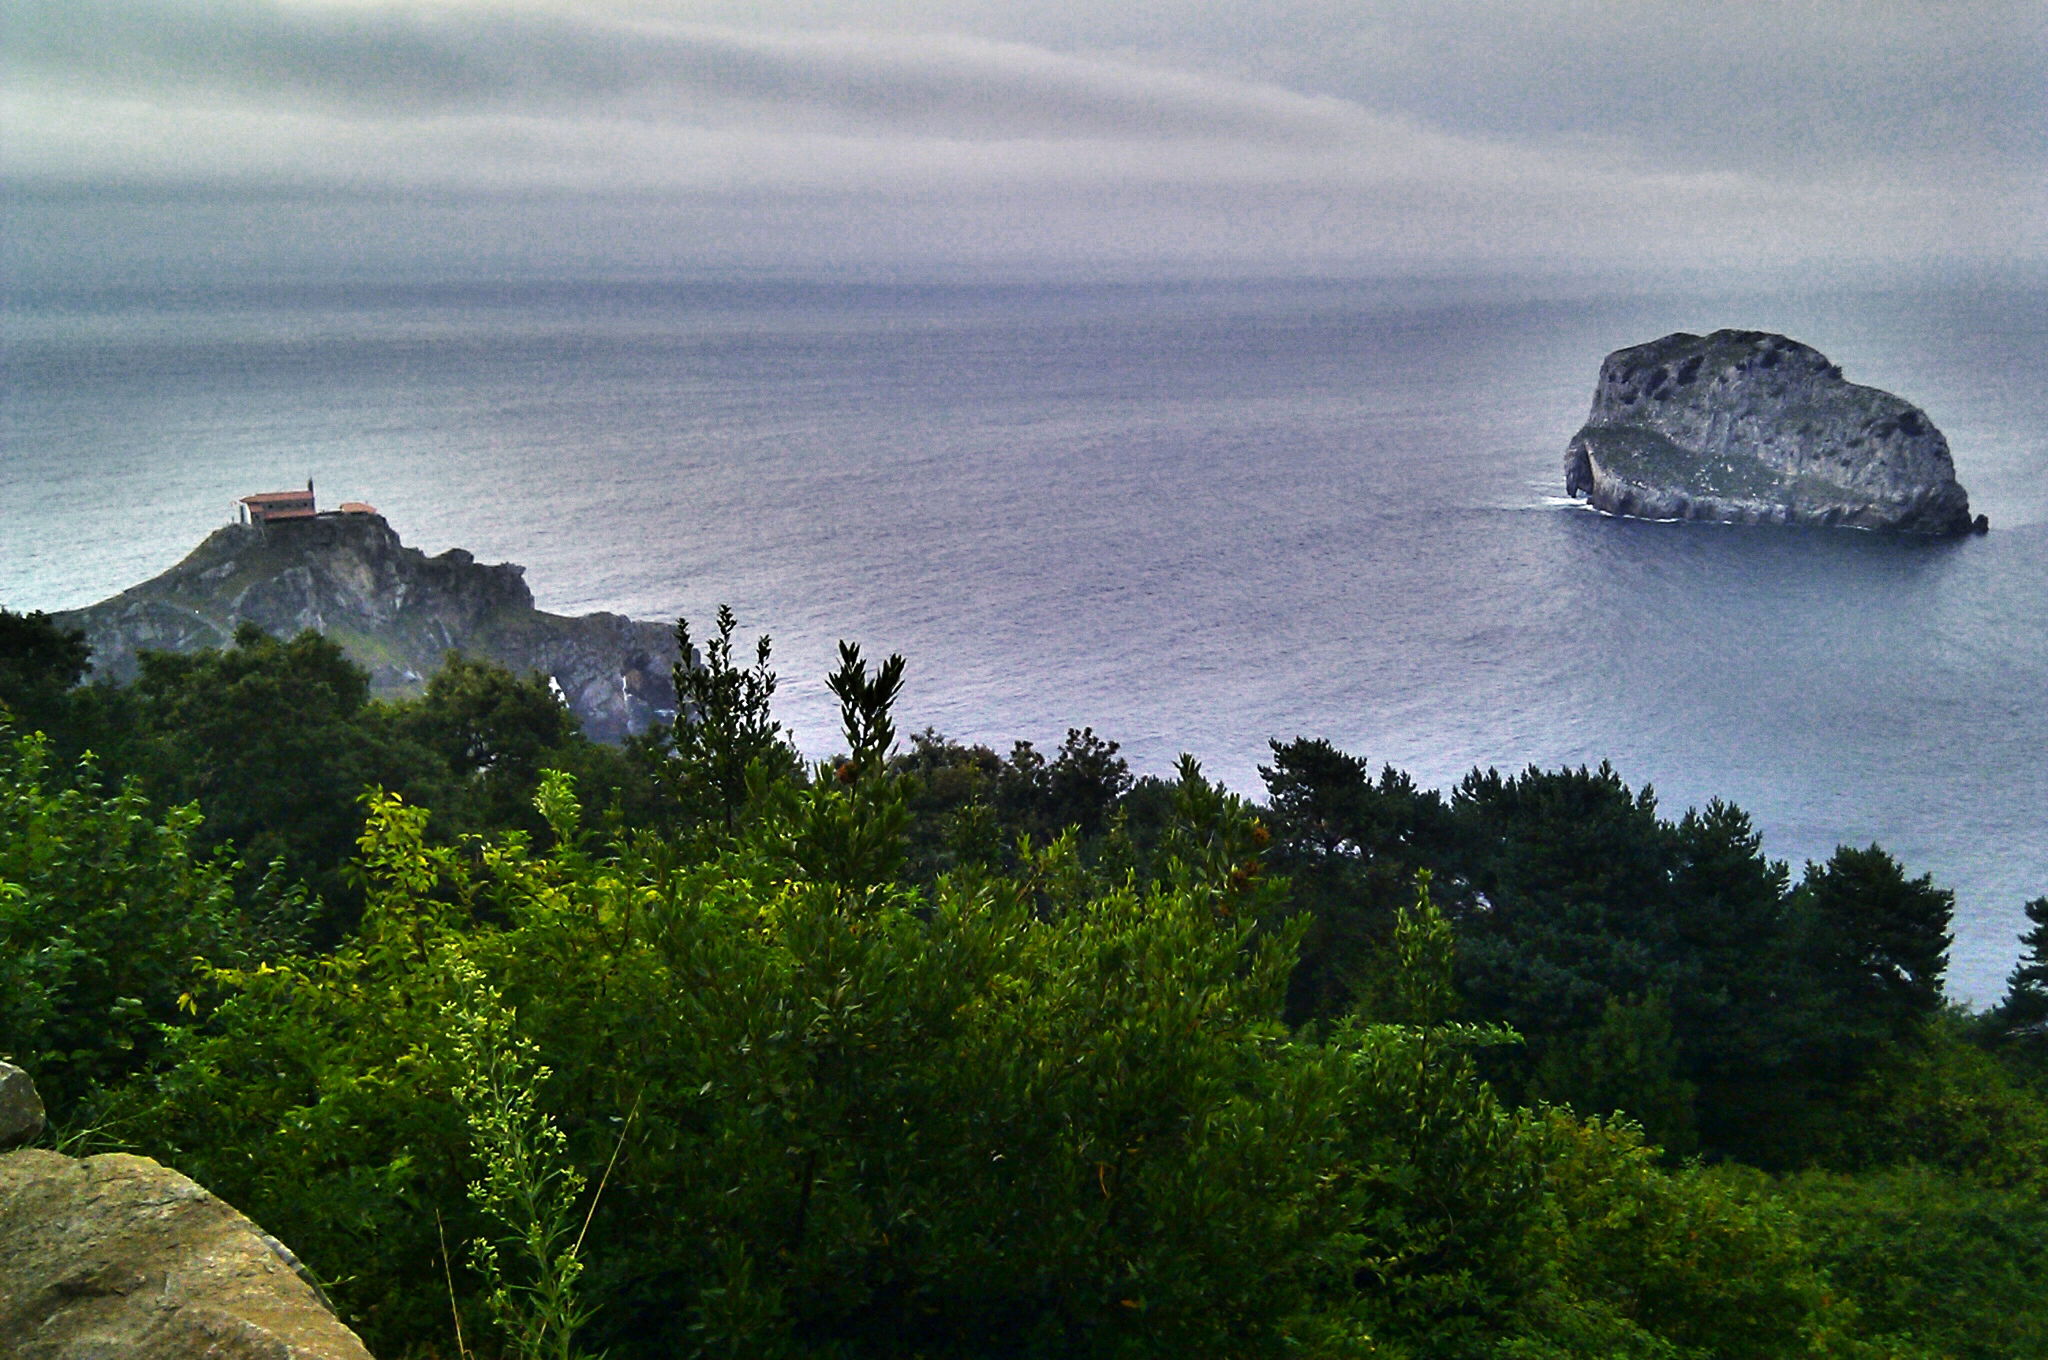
574,1089,642,1258
436,1208,472,1360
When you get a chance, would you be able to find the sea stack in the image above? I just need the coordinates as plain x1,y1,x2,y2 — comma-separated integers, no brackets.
1564,330,1982,535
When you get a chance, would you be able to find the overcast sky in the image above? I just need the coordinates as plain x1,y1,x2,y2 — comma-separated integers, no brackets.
3,0,2043,280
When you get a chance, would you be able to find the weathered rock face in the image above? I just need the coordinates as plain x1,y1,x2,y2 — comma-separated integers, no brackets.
0,1062,45,1150
1564,330,1981,535
0,1147,376,1360
53,513,680,741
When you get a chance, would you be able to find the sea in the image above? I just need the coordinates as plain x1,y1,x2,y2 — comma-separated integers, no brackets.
3,271,2044,1005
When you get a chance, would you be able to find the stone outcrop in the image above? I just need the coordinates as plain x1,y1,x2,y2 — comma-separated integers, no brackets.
0,1147,376,1360
53,513,680,741
0,1062,45,1150
1563,330,1982,535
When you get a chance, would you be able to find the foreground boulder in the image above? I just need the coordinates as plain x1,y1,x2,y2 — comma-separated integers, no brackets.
53,511,679,741
0,1147,374,1360
1564,330,1982,535
0,1062,44,1150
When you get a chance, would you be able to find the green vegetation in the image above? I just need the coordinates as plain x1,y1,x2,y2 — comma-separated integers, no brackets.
1579,425,1865,507
1582,425,1785,499
2,605,2044,1359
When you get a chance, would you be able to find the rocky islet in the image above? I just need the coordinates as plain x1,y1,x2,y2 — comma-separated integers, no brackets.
1564,329,1983,535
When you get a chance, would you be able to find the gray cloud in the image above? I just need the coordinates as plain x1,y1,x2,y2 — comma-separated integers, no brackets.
0,0,2039,277
1272,0,2048,177
3,0,1369,143
688,0,2048,177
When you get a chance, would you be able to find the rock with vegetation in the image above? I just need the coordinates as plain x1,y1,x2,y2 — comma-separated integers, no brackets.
0,1062,44,1150
52,512,677,740
0,1145,375,1360
1564,329,1982,535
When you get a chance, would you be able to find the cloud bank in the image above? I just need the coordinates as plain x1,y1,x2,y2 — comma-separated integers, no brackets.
3,0,2041,278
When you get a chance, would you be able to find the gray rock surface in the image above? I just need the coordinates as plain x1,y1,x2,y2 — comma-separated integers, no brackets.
0,1062,44,1150
1564,330,1980,535
53,513,680,741
0,1147,375,1360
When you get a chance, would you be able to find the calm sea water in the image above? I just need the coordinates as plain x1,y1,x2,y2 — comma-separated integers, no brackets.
3,274,2044,1004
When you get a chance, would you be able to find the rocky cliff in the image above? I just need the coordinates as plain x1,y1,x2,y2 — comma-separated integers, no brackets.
54,514,679,741
1563,330,1982,535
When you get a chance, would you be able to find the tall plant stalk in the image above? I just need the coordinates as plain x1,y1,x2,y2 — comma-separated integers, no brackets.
445,959,595,1360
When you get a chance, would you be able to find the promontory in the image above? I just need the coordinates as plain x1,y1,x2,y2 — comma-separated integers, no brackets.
1563,329,1982,535
52,509,679,741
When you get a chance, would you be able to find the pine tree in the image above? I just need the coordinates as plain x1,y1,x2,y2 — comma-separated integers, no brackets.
1791,845,1954,1072
1998,895,2048,1039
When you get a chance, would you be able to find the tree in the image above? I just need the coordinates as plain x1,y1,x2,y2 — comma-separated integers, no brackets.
650,606,795,833
993,727,1134,842
764,641,914,891
1997,895,2048,1042
123,625,445,920
1530,991,1697,1157
890,728,1007,879
1258,738,1446,1021
1666,800,1799,1157
1261,738,1439,869
1536,1117,1854,1359
1042,726,1132,837
100,654,1873,1360
387,651,581,833
1791,844,1953,1060
0,608,91,740
1441,764,1679,1082
1782,1165,2048,1360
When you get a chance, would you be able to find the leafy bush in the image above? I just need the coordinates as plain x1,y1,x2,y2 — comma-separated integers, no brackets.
0,729,250,1120
10,614,2020,1358
1782,1166,2048,1360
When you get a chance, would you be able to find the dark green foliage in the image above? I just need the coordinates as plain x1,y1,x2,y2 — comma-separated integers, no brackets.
1260,749,1980,1171
1666,801,1798,1156
652,605,796,833
890,726,1137,882
892,727,1007,878
997,727,1134,841
1041,726,1134,838
1530,992,1698,1158
1782,1166,2048,1360
1997,895,2048,1042
0,609,91,739
1433,764,1708,1148
82,639,1899,1360
8,607,2038,1359
1790,845,1954,1074
127,771,1859,1360
1445,763,1678,1043
760,642,914,891
1805,1013,2048,1189
387,650,579,831
1262,738,1442,871
118,625,447,923
1530,1117,1858,1360
1258,737,1448,1021
6,619,655,941
826,640,905,772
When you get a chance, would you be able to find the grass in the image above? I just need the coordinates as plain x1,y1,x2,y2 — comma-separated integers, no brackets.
1581,426,1858,506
